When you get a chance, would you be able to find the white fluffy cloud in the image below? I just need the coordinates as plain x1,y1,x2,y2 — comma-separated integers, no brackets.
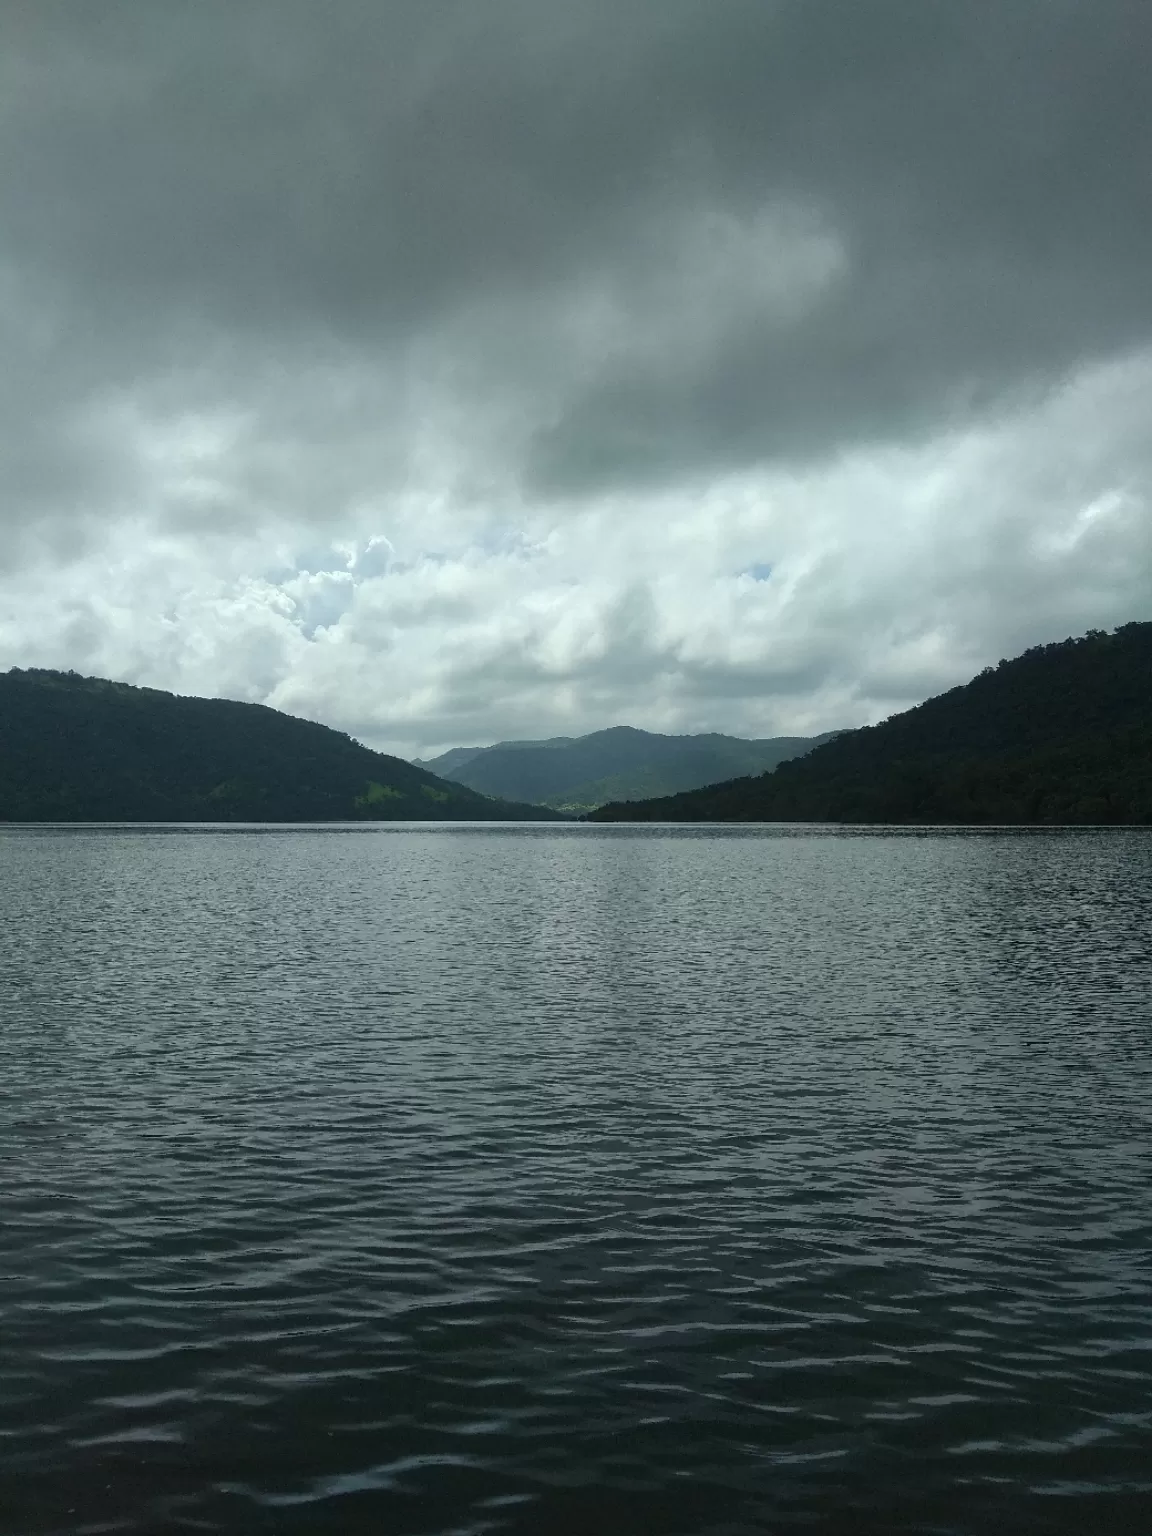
3,347,1148,757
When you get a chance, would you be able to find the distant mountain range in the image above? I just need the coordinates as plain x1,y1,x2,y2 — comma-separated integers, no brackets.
0,670,564,822
12,624,1146,827
589,623,1152,824
414,726,838,812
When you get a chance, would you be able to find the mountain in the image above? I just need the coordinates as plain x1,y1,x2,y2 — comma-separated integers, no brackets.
0,670,565,822
414,725,838,812
588,623,1152,824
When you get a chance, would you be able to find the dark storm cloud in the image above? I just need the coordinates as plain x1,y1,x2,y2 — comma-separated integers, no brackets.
3,0,1151,752
4,0,1152,499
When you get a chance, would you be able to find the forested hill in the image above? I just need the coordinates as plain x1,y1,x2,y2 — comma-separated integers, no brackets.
589,624,1152,824
414,725,837,812
0,670,564,822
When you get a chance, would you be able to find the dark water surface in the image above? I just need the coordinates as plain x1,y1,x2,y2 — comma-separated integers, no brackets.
3,824,1151,1535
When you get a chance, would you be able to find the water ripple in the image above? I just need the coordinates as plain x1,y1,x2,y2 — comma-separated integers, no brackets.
2,824,1151,1534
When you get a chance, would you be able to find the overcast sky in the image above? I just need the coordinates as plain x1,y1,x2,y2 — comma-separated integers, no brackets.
2,1,1150,756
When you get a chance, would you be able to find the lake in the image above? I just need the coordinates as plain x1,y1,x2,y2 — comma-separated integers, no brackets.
2,823,1150,1534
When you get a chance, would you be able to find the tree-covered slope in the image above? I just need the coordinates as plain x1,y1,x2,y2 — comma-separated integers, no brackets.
415,725,836,811
589,624,1152,824
0,670,564,822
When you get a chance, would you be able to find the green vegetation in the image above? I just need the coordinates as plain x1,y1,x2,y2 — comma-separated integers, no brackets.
414,725,837,810
589,624,1152,824
0,670,566,822
353,781,404,808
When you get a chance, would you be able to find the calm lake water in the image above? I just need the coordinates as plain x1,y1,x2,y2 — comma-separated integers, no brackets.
2,823,1151,1535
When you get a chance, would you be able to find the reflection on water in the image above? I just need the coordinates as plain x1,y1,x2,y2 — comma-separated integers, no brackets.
2,824,1151,1535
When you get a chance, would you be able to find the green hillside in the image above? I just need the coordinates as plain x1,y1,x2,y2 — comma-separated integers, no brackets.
589,624,1152,824
415,725,836,811
0,670,564,822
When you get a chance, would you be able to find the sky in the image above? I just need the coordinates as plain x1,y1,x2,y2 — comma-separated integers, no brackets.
2,1,1150,758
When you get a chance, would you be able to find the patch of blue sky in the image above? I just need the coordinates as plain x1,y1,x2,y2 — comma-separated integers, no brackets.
741,562,773,582
474,525,550,559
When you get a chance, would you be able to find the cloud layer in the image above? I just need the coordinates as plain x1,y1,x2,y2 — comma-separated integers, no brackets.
2,1,1151,754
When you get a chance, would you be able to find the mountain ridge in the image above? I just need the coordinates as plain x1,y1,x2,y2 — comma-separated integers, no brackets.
588,623,1152,824
414,724,838,811
0,669,565,822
